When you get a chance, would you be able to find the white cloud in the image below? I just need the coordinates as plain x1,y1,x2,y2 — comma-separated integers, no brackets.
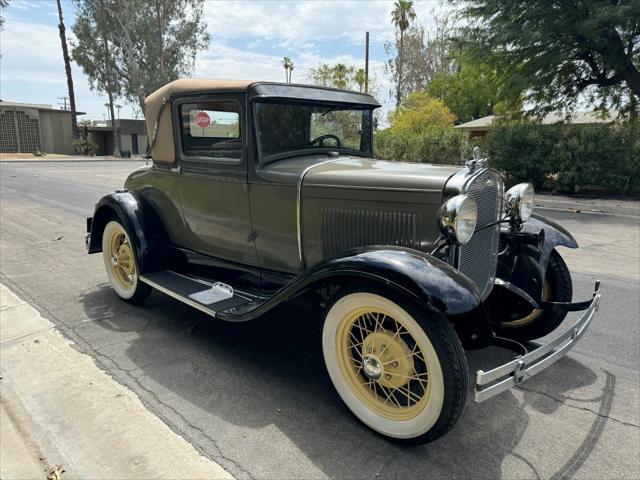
1,0,445,119
1,17,137,119
203,0,441,45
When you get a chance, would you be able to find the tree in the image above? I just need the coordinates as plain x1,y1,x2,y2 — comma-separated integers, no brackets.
73,0,210,113
73,0,121,156
456,0,640,118
375,92,465,164
282,56,294,83
332,63,352,89
307,63,378,95
354,68,366,92
389,92,455,133
426,55,522,123
0,0,9,29
385,14,457,102
391,0,416,108
56,0,79,140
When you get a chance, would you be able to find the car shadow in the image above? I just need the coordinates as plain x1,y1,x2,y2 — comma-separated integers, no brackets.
80,285,609,479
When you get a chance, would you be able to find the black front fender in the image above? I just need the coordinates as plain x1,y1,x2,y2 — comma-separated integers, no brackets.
496,213,578,301
522,213,578,270
87,191,164,274
219,246,482,321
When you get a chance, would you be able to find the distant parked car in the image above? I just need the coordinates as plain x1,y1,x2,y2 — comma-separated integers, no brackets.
85,79,601,443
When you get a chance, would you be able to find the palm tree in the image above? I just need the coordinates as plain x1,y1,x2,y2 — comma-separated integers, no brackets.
354,68,366,92
391,0,416,108
332,64,352,89
282,56,293,83
56,0,79,140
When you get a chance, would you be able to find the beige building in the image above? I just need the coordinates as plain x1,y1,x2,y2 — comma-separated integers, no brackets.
0,101,81,154
454,111,615,138
86,119,148,156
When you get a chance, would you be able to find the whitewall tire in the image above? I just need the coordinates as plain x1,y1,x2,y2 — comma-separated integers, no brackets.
322,288,468,443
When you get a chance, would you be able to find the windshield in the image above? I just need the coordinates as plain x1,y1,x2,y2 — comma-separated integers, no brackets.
254,101,374,162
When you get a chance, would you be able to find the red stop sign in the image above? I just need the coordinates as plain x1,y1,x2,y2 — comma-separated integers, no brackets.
195,111,210,128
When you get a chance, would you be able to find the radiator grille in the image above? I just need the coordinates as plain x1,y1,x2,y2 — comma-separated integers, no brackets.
320,208,418,258
457,170,504,299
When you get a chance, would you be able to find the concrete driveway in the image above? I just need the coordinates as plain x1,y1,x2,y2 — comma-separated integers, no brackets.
1,160,638,479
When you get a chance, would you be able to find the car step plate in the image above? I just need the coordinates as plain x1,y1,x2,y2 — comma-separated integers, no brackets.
140,270,250,317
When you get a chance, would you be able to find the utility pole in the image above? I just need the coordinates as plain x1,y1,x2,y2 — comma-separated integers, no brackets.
58,96,69,111
364,31,369,93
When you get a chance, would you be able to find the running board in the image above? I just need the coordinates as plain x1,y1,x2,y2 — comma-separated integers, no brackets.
139,270,253,318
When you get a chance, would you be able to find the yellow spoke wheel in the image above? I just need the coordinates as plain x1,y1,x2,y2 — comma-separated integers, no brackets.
336,308,432,421
102,220,140,300
322,291,466,442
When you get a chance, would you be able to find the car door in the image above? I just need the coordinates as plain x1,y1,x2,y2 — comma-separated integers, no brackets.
173,94,258,267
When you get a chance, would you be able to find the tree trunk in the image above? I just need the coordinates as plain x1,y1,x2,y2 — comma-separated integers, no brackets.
629,90,638,123
100,31,121,157
56,0,78,140
155,0,166,82
622,65,640,99
396,29,404,109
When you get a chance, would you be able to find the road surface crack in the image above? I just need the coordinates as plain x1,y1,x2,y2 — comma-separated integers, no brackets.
516,385,639,429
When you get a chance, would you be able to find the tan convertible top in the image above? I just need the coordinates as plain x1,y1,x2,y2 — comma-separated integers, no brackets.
144,79,255,164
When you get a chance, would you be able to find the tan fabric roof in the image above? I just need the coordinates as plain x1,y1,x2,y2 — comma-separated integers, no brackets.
144,79,255,164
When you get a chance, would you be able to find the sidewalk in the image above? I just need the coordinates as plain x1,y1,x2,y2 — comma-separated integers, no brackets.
0,283,232,480
0,154,147,162
535,192,639,217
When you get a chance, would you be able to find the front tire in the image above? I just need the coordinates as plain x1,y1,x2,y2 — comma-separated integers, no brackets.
322,288,468,443
102,220,151,304
493,249,572,341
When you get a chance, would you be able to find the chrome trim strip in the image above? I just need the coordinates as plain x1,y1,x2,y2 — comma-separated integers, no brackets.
139,274,218,318
475,283,601,402
296,159,339,268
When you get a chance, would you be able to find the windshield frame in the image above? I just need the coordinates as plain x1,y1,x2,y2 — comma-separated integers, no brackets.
251,99,375,164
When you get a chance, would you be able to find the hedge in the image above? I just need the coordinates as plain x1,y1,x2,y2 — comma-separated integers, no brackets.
375,126,467,166
486,123,640,195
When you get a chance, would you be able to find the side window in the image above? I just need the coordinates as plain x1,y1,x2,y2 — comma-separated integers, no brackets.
180,101,242,160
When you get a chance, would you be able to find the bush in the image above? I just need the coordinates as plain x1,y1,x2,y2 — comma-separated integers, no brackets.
486,122,640,195
72,138,98,156
375,127,466,165
374,92,467,165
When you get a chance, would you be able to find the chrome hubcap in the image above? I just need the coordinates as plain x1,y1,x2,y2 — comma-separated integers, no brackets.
362,355,383,380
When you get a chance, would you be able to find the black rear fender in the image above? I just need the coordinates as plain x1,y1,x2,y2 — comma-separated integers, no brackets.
87,191,166,274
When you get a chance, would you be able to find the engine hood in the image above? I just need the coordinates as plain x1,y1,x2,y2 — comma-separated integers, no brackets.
303,157,461,192
297,156,462,268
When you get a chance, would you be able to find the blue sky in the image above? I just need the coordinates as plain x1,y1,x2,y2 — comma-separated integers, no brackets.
1,0,441,121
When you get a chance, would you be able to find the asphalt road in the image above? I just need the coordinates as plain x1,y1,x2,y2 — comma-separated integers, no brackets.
1,160,639,480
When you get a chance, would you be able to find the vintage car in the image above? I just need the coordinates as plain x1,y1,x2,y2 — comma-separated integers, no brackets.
85,79,601,443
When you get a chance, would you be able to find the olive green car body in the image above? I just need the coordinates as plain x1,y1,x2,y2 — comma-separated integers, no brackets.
86,79,601,412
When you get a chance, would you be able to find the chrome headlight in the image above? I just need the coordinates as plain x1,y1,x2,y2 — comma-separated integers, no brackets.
438,194,477,245
504,183,535,222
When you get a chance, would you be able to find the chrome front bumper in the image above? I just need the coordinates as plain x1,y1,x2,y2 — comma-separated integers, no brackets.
475,282,602,402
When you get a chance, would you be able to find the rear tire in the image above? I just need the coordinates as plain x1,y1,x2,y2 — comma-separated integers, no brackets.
494,249,572,341
321,286,468,444
102,220,151,305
